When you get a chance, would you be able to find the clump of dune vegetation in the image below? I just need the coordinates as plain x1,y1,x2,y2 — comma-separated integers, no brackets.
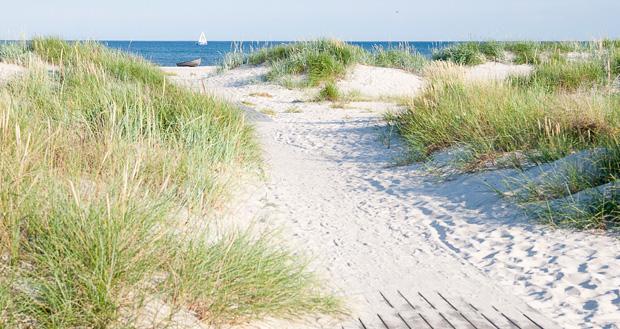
218,42,250,72
394,40,620,231
366,44,427,72
317,82,341,102
432,42,501,65
0,42,31,65
246,40,362,86
0,38,339,327
510,43,620,92
392,77,619,161
432,41,598,66
260,108,277,116
219,40,427,86
511,143,620,231
512,57,609,91
220,50,246,71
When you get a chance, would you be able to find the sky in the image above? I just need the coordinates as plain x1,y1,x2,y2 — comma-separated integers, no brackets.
1,0,619,41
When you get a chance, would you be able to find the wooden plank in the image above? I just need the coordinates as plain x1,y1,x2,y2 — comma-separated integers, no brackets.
354,288,551,329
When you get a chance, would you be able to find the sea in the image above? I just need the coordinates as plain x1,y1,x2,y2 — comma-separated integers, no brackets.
101,41,454,67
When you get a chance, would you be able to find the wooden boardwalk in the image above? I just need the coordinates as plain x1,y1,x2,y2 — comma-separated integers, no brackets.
347,289,554,329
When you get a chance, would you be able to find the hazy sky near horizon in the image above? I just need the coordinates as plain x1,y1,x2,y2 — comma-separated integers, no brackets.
1,0,619,41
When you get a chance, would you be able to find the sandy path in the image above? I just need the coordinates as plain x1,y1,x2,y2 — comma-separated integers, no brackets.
248,115,560,329
163,65,619,329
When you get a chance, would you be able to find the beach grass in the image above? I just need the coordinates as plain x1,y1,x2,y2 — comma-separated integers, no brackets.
168,231,340,323
432,42,488,65
260,108,277,116
504,41,543,64
316,81,341,101
285,106,303,113
431,41,515,65
392,46,620,230
432,41,595,66
220,50,246,71
0,41,30,65
512,141,620,231
0,38,340,327
220,40,427,86
512,57,609,91
249,40,361,86
364,44,428,72
218,42,248,72
392,79,619,161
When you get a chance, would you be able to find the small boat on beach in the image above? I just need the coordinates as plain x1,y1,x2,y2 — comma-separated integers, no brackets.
176,58,201,67
197,32,208,46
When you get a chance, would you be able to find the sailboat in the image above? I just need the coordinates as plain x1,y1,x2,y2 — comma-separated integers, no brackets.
197,32,208,46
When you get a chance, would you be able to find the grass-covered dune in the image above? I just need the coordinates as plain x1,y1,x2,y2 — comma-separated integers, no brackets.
432,40,620,65
221,39,427,87
392,40,620,231
219,39,620,232
222,40,620,102
0,39,339,327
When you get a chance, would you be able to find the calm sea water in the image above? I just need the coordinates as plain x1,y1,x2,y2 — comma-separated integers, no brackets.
102,41,454,67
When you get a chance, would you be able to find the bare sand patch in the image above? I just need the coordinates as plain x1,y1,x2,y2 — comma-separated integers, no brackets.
0,62,26,84
337,64,425,98
465,62,533,82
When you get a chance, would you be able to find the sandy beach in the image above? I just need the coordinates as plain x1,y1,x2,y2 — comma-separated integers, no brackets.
2,54,618,328
3,0,620,326
159,63,620,329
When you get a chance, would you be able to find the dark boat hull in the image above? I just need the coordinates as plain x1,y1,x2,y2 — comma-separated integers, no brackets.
176,58,201,67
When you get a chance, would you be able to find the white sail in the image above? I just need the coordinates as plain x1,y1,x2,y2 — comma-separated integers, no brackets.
198,32,208,45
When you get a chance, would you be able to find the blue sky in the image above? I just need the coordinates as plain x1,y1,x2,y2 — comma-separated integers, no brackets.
1,0,619,41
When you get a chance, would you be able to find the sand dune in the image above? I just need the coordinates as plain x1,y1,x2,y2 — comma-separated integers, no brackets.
336,64,425,98
162,63,619,328
5,61,615,328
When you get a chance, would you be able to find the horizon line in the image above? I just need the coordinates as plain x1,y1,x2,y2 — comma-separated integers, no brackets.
1,38,609,43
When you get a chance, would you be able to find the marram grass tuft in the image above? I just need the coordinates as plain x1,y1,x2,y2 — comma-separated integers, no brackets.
0,38,341,327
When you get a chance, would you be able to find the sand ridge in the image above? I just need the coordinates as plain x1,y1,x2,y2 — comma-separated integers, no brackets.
336,64,425,98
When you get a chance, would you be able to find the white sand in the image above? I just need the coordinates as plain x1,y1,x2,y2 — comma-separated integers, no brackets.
336,64,425,98
465,62,533,82
160,64,620,328
0,62,26,84
3,58,615,327
162,66,219,80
